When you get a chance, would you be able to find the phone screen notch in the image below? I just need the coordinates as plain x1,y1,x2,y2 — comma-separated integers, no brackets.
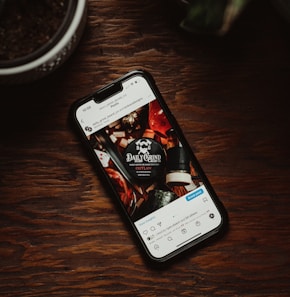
93,82,123,103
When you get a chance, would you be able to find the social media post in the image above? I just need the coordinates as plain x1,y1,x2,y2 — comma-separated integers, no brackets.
135,185,222,258
85,95,205,223
76,76,155,136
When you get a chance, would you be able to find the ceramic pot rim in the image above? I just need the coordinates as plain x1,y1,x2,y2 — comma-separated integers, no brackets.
0,0,86,75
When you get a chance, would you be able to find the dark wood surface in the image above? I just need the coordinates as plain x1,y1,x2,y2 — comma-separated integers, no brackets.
1,0,290,296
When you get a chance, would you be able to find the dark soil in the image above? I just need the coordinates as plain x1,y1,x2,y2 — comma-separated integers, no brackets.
0,0,69,61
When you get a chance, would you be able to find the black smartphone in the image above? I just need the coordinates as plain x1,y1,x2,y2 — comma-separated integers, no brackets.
70,70,227,263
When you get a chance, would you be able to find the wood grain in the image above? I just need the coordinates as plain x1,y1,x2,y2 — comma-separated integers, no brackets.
1,0,290,296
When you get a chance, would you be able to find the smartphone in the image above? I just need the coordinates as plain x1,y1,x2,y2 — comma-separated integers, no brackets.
70,70,227,263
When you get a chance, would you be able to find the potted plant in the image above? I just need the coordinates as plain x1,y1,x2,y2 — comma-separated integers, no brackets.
0,0,87,84
172,0,251,35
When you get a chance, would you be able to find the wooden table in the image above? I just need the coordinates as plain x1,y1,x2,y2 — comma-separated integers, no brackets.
1,0,290,296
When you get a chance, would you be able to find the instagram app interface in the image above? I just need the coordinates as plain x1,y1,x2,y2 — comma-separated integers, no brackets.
76,75,222,259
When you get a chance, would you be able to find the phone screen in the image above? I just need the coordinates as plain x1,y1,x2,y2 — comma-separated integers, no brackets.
74,72,225,261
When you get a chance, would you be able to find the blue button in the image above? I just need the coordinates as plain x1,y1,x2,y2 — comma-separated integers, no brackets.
186,188,204,201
